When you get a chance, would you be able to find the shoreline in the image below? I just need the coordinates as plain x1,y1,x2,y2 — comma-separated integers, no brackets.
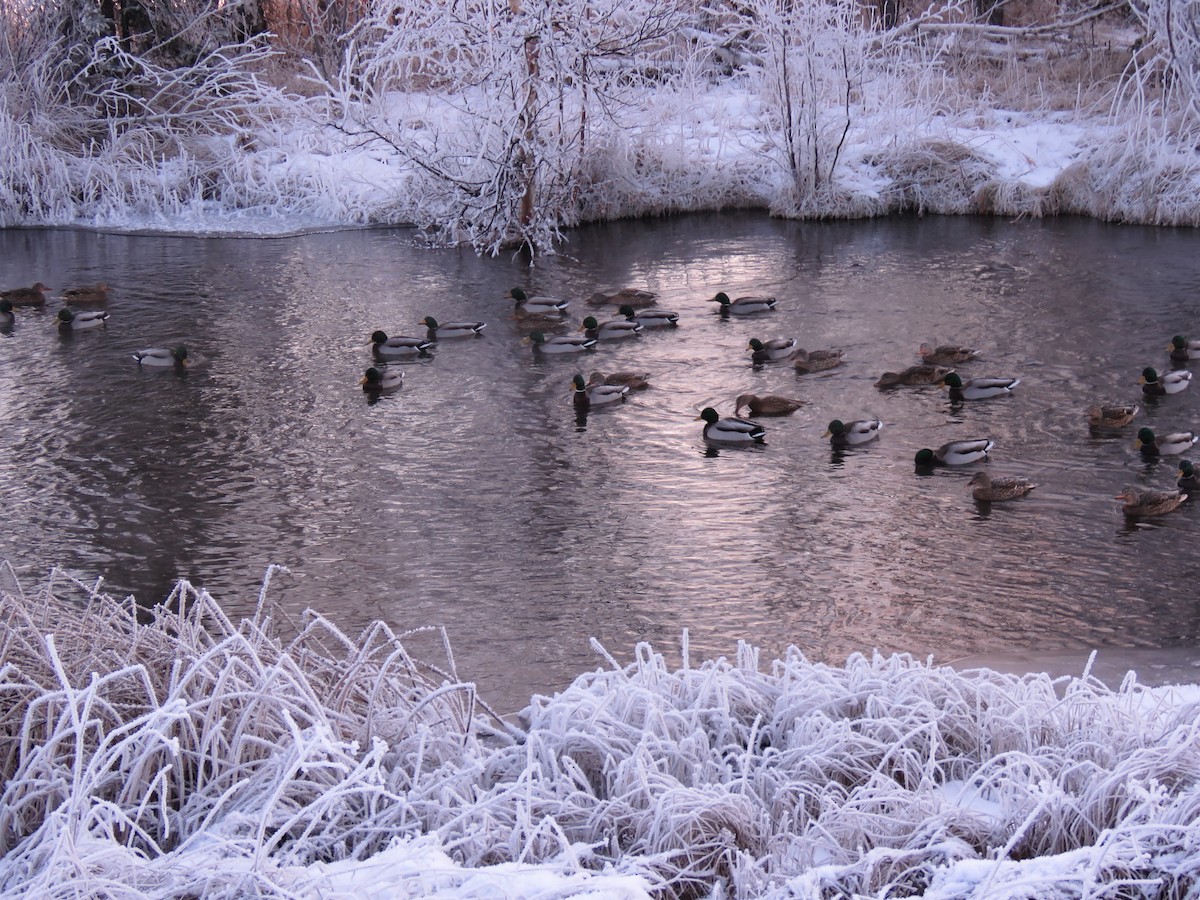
947,645,1200,689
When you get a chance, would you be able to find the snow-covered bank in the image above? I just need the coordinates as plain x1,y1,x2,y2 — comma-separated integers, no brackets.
2,562,1199,899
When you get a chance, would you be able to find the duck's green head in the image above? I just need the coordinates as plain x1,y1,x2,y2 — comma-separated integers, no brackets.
421,316,439,329
1136,427,1157,446
618,304,636,319
361,366,383,386
528,331,546,344
370,330,388,345
1180,461,1195,478
1141,367,1160,383
748,338,765,351
509,287,527,302
56,308,74,323
914,448,936,465
173,345,188,362
941,373,963,388
712,292,731,305
827,419,847,435
1172,335,1189,350
572,374,586,391
698,407,720,424
0,300,12,314
581,316,599,329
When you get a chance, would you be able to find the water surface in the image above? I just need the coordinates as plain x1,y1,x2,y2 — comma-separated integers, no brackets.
2,214,1199,712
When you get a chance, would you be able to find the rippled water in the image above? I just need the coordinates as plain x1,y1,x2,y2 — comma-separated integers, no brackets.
2,214,1199,711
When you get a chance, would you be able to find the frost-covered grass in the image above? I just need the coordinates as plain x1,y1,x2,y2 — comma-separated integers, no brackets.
1,561,1199,898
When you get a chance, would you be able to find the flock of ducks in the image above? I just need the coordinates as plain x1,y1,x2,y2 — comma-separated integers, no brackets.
4,277,1196,518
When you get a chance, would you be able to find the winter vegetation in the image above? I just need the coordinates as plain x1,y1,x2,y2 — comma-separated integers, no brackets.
2,0,1200,252
1,561,1199,898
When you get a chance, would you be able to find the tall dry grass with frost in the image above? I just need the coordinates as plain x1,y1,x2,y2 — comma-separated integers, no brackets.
2,561,1199,898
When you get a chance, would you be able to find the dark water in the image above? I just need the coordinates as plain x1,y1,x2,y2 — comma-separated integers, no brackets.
2,214,1199,712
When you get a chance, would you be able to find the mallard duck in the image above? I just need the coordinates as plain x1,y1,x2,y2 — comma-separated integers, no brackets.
419,316,485,339
360,366,403,391
528,331,597,353
1140,367,1191,395
748,337,797,362
734,393,806,416
1086,403,1139,428
914,439,995,466
792,348,845,374
60,283,109,304
588,288,657,308
581,316,642,340
920,343,980,365
133,346,188,368
1177,461,1200,493
1168,335,1200,362
1115,487,1188,517
370,330,434,358
588,371,651,390
941,372,1019,400
0,282,49,306
571,373,628,409
55,308,108,330
508,287,569,317
875,365,953,387
825,418,883,448
697,407,765,443
709,292,776,315
968,471,1036,502
618,304,678,327
1135,427,1198,456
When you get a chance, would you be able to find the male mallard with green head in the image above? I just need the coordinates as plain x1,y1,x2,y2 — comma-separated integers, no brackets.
370,330,434,358
748,337,797,362
55,307,108,330
528,331,597,353
572,373,628,410
508,287,569,317
419,316,485,339
941,372,1019,401
133,346,188,368
618,304,678,327
709,292,776,315
1135,427,1198,457
1168,335,1200,362
360,366,403,391
697,407,765,443
825,418,883,448
914,439,995,467
1140,367,1192,395
1177,461,1200,494
581,315,642,340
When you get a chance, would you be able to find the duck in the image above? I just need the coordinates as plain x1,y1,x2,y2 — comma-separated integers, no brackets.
697,407,765,444
920,343,980,365
581,316,642,340
1115,487,1188,517
133,346,188,368
507,287,569,317
419,316,485,339
618,304,678,327
1168,335,1200,362
914,439,995,466
571,373,628,409
1140,367,1191,395
528,331,597,353
55,308,109,330
748,337,797,362
709,291,776,315
792,348,845,374
1135,427,1198,457
941,372,1019,401
967,471,1036,502
734,393,806,416
875,365,953,387
370,330,434,358
585,370,651,391
0,282,49,306
824,418,883,448
1177,461,1200,493
0,299,13,326
60,283,109,304
360,366,403,391
588,371,651,391
588,288,657,308
1086,403,1139,428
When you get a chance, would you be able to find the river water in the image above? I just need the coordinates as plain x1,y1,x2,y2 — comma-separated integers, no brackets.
2,213,1199,712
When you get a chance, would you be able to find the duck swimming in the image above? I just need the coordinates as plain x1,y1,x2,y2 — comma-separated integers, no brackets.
588,289,657,308
572,373,628,410
1168,335,1200,362
618,304,678,327
60,283,109,304
1177,461,1200,493
734,394,806,416
0,300,13,326
133,346,188,368
581,316,642,340
967,471,1036,502
419,316,485,339
747,337,797,363
825,418,883,448
1086,403,1139,428
1135,427,1198,456
0,282,49,306
875,365,953,387
508,287,569,317
588,371,651,390
1115,487,1188,517
361,366,403,391
941,372,1019,401
709,292,776,315
55,308,108,330
914,439,995,466
697,407,765,444
1140,367,1191,395
920,343,980,365
528,331,597,353
792,348,845,374
370,330,434,358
